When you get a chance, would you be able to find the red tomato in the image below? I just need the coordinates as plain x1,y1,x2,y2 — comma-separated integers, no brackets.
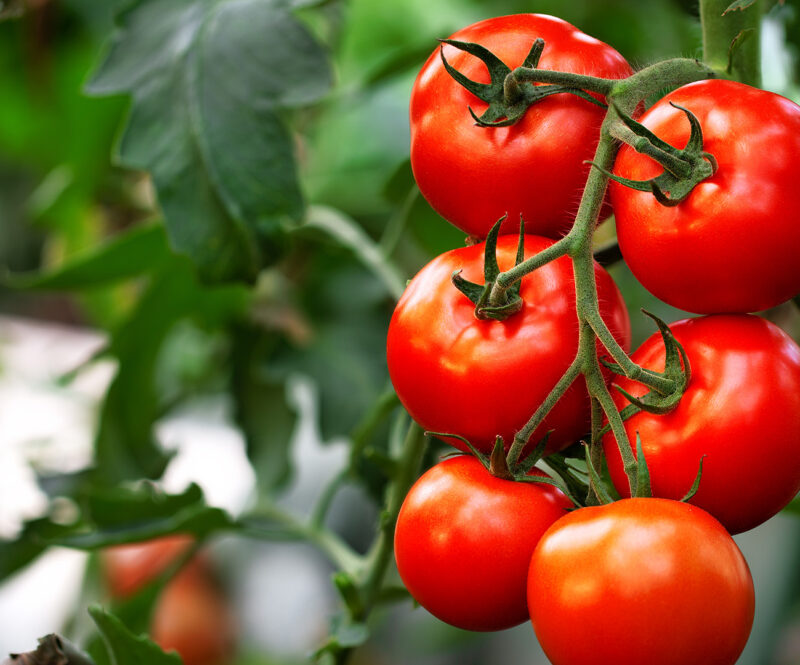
152,565,237,665
101,537,236,665
102,534,199,599
410,14,633,239
394,455,571,631
611,79,800,313
387,234,630,456
603,315,800,534
528,498,754,665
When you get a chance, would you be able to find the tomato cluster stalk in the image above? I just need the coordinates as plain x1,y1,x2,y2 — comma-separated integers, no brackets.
446,52,717,502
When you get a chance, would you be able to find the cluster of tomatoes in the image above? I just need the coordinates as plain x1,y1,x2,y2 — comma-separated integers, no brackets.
101,536,236,665
387,13,800,665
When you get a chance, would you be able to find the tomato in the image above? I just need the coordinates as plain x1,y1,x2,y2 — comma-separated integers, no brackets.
101,537,236,665
387,234,630,456
410,14,633,239
528,498,754,665
102,534,199,599
611,79,800,313
602,314,800,534
151,565,237,665
394,455,571,631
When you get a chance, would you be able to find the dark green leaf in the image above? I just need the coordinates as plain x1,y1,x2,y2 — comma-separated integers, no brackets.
86,0,332,283
7,223,170,290
89,605,182,665
0,518,76,582
231,326,296,492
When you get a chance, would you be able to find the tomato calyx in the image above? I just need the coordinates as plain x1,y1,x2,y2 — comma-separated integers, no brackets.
594,102,718,206
425,432,585,507
439,38,609,127
451,216,525,320
603,311,691,416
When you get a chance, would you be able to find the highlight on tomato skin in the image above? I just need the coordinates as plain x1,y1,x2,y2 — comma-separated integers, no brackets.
528,498,755,665
394,455,572,632
387,234,631,457
410,13,633,240
602,314,800,535
100,536,237,665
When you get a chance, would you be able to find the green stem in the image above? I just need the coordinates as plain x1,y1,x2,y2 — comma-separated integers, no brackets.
358,422,426,613
512,67,615,94
701,0,762,86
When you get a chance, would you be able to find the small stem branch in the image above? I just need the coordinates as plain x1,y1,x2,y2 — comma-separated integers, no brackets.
506,356,582,468
585,311,676,394
487,234,572,306
512,67,615,94
358,422,426,613
701,0,762,86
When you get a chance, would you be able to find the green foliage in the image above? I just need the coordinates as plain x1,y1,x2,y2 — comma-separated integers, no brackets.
90,605,182,665
86,0,332,283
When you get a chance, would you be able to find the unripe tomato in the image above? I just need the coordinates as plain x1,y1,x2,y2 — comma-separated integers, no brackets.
395,455,571,631
387,234,630,456
411,13,633,239
611,79,800,313
528,498,754,665
603,315,800,534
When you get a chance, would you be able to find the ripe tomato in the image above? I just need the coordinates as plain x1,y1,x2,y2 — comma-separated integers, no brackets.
602,315,800,534
102,534,199,599
151,565,237,665
410,14,633,239
394,455,571,631
611,79,800,313
387,234,630,456
528,498,754,665
101,537,236,665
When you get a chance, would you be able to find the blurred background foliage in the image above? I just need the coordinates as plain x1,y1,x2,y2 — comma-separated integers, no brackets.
0,0,799,663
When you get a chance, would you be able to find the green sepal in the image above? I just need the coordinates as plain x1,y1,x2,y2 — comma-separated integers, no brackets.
606,310,691,416
632,432,652,498
680,455,706,502
424,431,491,471
596,102,717,206
583,442,615,505
333,571,365,619
439,38,606,128
450,216,526,321
489,436,515,480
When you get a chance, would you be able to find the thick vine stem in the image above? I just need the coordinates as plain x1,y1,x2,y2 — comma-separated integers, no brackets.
701,0,762,86
492,58,714,495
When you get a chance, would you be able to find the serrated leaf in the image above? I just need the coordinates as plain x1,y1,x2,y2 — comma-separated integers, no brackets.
86,0,332,283
7,223,170,290
89,605,182,665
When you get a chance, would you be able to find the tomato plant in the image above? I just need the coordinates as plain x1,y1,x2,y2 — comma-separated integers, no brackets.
387,233,630,456
528,498,755,665
611,79,800,314
602,314,800,534
394,455,571,631
410,13,633,239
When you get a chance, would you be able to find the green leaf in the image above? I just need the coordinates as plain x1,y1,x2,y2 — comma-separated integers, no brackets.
86,0,332,283
7,223,170,290
230,326,296,492
782,494,800,517
89,605,182,665
0,518,77,581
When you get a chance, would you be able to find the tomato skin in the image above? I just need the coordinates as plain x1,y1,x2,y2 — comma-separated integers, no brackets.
394,455,571,631
151,566,237,665
101,537,236,665
387,234,630,456
410,14,633,239
611,79,800,313
528,498,754,665
602,315,800,534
